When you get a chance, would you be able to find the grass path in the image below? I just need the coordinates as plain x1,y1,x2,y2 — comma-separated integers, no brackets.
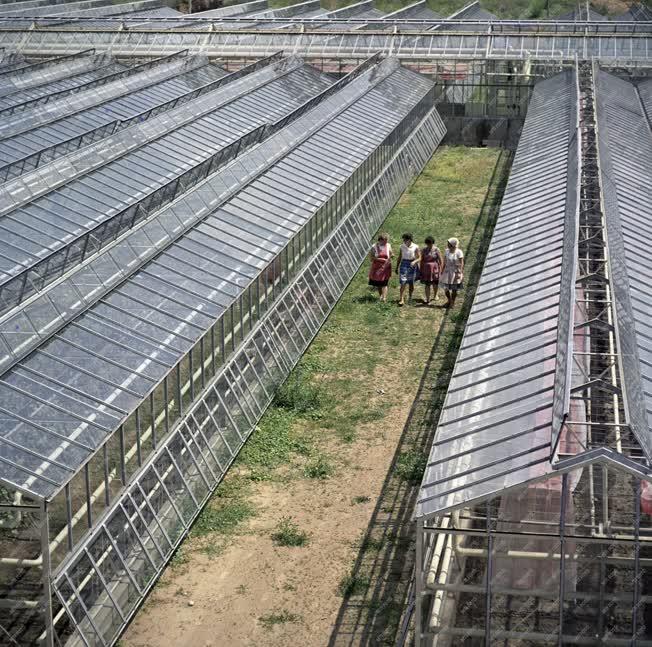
121,146,508,647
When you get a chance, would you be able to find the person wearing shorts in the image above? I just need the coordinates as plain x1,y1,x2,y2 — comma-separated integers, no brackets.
395,233,420,306
440,237,464,308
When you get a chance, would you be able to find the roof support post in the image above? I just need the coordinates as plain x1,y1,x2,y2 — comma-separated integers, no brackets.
557,472,569,646
40,499,54,647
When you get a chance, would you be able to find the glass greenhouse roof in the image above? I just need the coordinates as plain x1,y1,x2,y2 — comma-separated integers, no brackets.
596,70,652,462
0,55,433,501
0,56,326,312
416,66,652,521
416,70,577,520
0,55,124,113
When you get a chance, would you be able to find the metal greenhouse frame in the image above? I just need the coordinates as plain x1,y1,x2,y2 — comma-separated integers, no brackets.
0,50,446,645
415,60,652,645
1,2,652,646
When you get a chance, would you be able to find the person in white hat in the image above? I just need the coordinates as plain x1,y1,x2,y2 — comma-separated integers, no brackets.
440,237,464,308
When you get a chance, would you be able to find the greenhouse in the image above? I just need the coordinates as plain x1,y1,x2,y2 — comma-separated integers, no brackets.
415,62,652,645
0,43,446,645
0,0,652,645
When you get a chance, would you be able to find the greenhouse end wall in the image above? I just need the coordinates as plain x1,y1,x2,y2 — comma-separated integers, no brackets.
46,105,447,647
417,464,652,645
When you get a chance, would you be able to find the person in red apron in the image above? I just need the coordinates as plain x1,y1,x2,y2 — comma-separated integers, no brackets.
419,236,442,305
368,233,393,302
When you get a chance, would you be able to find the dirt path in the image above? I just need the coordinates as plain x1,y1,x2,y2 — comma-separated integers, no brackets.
121,147,507,647
123,392,415,647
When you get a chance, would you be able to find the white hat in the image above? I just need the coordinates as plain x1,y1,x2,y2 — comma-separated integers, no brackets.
447,237,459,246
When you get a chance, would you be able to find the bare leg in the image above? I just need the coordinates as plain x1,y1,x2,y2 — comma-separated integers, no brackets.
450,290,458,308
381,286,388,302
399,284,407,305
444,289,452,307
432,282,439,302
408,284,415,302
424,285,431,303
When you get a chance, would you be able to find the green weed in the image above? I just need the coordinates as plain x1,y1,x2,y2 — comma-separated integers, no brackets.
240,408,310,480
362,536,385,552
274,371,328,419
271,517,310,547
304,455,335,479
192,499,255,537
259,609,302,629
395,450,428,485
338,572,371,597
170,547,189,571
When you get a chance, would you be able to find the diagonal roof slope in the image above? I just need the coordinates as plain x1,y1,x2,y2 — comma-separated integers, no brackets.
0,59,434,500
416,71,578,519
596,70,652,462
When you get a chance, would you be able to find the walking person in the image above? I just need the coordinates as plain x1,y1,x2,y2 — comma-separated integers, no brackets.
396,233,421,306
440,237,464,308
420,236,442,305
368,233,392,302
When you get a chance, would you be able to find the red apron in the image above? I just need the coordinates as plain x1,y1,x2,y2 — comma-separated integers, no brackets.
420,247,441,282
369,244,391,283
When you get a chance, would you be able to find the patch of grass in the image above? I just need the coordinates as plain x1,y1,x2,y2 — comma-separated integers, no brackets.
271,517,310,547
169,547,189,570
362,536,385,553
304,454,335,479
338,572,371,598
192,499,256,537
395,450,428,485
274,370,329,419
235,584,247,595
157,147,503,644
239,408,311,480
258,609,302,630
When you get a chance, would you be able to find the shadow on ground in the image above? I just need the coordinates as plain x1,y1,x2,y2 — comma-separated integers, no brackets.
328,149,513,647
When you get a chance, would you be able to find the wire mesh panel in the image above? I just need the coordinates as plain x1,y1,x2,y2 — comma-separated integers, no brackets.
51,101,446,647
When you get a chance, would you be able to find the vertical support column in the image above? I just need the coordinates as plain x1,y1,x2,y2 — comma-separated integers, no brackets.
633,478,642,645
484,500,493,646
558,473,569,646
40,499,54,647
415,518,423,647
